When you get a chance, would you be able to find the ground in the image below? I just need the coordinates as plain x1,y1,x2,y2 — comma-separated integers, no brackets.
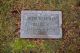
0,0,80,53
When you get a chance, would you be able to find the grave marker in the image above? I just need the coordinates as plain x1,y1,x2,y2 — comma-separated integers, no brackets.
20,11,62,38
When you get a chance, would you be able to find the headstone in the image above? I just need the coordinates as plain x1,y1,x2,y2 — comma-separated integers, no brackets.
20,11,62,38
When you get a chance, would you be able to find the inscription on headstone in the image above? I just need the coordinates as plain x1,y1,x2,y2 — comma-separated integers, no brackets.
20,11,62,38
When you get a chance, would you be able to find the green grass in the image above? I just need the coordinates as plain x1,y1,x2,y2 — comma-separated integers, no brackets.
0,0,80,53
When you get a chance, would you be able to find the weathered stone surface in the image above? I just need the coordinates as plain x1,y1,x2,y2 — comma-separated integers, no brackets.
20,11,62,38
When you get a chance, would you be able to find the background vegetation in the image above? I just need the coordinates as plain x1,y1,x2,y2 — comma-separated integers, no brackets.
0,0,80,53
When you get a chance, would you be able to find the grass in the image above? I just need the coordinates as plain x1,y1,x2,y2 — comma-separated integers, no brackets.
0,0,80,53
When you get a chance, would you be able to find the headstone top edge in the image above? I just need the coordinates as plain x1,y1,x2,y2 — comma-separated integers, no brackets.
21,10,62,14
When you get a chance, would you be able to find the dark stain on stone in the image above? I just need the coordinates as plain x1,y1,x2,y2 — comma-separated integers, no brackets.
38,30,47,35
37,30,49,38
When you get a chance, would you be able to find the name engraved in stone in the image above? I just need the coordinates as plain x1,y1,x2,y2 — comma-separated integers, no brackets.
20,11,62,38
